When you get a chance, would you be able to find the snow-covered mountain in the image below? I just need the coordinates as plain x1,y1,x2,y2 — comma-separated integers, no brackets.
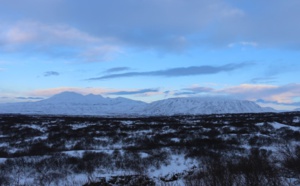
295,108,300,112
0,92,275,116
0,92,147,115
142,97,275,116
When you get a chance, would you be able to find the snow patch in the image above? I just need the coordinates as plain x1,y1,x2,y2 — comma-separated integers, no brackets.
293,116,300,123
270,122,299,131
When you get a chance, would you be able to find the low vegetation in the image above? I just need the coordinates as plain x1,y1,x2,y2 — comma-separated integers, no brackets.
0,112,299,185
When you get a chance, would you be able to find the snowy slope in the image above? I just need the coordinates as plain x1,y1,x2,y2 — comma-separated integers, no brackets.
0,92,275,116
0,92,147,115
142,97,275,116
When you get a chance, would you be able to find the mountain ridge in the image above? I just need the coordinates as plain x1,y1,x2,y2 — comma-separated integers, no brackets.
0,91,276,116
142,97,275,116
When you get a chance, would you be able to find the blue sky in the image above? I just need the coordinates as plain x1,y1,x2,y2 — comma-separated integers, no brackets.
0,0,300,110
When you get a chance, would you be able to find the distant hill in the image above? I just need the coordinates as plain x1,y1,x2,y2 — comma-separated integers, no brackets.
0,91,275,116
0,92,147,115
142,97,275,116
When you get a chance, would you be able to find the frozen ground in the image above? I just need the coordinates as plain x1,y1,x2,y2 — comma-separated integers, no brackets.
0,112,299,185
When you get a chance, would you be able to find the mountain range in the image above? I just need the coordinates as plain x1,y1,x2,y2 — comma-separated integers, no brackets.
0,91,275,116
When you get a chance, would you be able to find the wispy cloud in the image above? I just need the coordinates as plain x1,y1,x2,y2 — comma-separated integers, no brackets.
250,77,277,84
174,86,214,96
87,62,253,80
29,87,117,97
220,84,300,103
183,86,214,93
0,0,244,53
44,71,60,77
1,21,98,47
104,67,131,73
176,83,300,104
15,96,44,100
107,88,159,96
80,46,122,62
28,87,162,98
228,41,258,48
265,62,300,77
256,99,300,107
0,21,121,62
2,0,300,52
173,91,199,96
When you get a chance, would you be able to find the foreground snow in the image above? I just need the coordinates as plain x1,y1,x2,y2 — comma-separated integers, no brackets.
0,112,299,185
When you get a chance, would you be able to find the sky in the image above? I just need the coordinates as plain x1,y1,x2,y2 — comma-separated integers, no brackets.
0,0,300,110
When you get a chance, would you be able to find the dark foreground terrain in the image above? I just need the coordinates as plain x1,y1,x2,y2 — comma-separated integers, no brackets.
0,112,300,185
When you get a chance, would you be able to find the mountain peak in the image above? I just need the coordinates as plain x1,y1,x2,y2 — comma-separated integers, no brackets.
143,97,274,116
0,92,276,116
165,96,236,102
41,91,106,104
45,91,84,102
51,91,83,97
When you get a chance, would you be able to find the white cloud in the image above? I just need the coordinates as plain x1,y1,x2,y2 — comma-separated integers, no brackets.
0,0,245,51
80,46,122,62
1,1,300,54
0,21,121,62
221,84,300,104
28,87,162,98
180,83,300,104
228,41,258,48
